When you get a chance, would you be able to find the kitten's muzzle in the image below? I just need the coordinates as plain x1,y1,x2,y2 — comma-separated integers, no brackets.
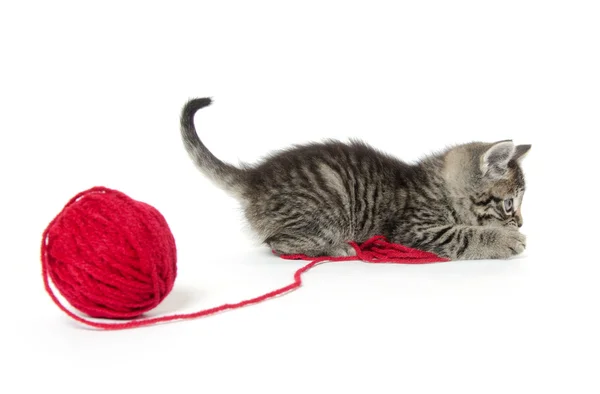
515,211,523,228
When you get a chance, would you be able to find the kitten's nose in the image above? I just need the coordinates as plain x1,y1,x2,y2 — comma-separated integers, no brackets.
516,214,523,228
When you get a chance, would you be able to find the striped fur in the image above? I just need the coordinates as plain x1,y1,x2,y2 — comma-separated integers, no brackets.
180,98,531,260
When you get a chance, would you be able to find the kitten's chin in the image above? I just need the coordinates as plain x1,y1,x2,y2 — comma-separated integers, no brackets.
480,221,515,229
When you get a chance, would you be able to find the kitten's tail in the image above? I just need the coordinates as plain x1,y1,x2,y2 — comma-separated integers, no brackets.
180,97,247,197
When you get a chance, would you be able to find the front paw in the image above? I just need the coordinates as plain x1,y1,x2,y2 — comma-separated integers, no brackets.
495,228,526,258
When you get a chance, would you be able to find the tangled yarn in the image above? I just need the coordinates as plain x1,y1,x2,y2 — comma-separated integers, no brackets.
41,186,448,330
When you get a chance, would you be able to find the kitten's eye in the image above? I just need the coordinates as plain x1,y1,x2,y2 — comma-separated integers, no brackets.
504,198,514,213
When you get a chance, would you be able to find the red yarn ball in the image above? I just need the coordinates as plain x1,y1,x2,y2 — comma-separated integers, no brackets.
41,186,177,319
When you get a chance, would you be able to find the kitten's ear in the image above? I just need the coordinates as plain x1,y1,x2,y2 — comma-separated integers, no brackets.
514,144,531,162
480,140,515,178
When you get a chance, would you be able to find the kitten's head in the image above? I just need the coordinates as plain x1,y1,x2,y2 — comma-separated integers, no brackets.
444,140,531,228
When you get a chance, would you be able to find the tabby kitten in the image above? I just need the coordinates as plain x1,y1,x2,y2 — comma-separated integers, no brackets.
180,97,530,261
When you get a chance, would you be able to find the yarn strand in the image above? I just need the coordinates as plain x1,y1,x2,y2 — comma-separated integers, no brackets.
42,224,448,330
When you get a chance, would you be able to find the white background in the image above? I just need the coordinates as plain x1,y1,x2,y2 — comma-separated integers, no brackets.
1,1,599,393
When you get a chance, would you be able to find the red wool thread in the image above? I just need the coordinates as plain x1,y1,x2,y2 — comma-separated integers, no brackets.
41,186,449,330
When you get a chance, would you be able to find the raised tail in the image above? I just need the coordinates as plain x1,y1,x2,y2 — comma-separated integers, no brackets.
180,97,246,197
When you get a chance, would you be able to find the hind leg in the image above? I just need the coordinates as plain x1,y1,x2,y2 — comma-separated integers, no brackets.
267,232,356,257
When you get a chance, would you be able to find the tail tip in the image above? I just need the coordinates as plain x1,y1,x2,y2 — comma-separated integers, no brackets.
182,96,213,120
188,96,212,108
